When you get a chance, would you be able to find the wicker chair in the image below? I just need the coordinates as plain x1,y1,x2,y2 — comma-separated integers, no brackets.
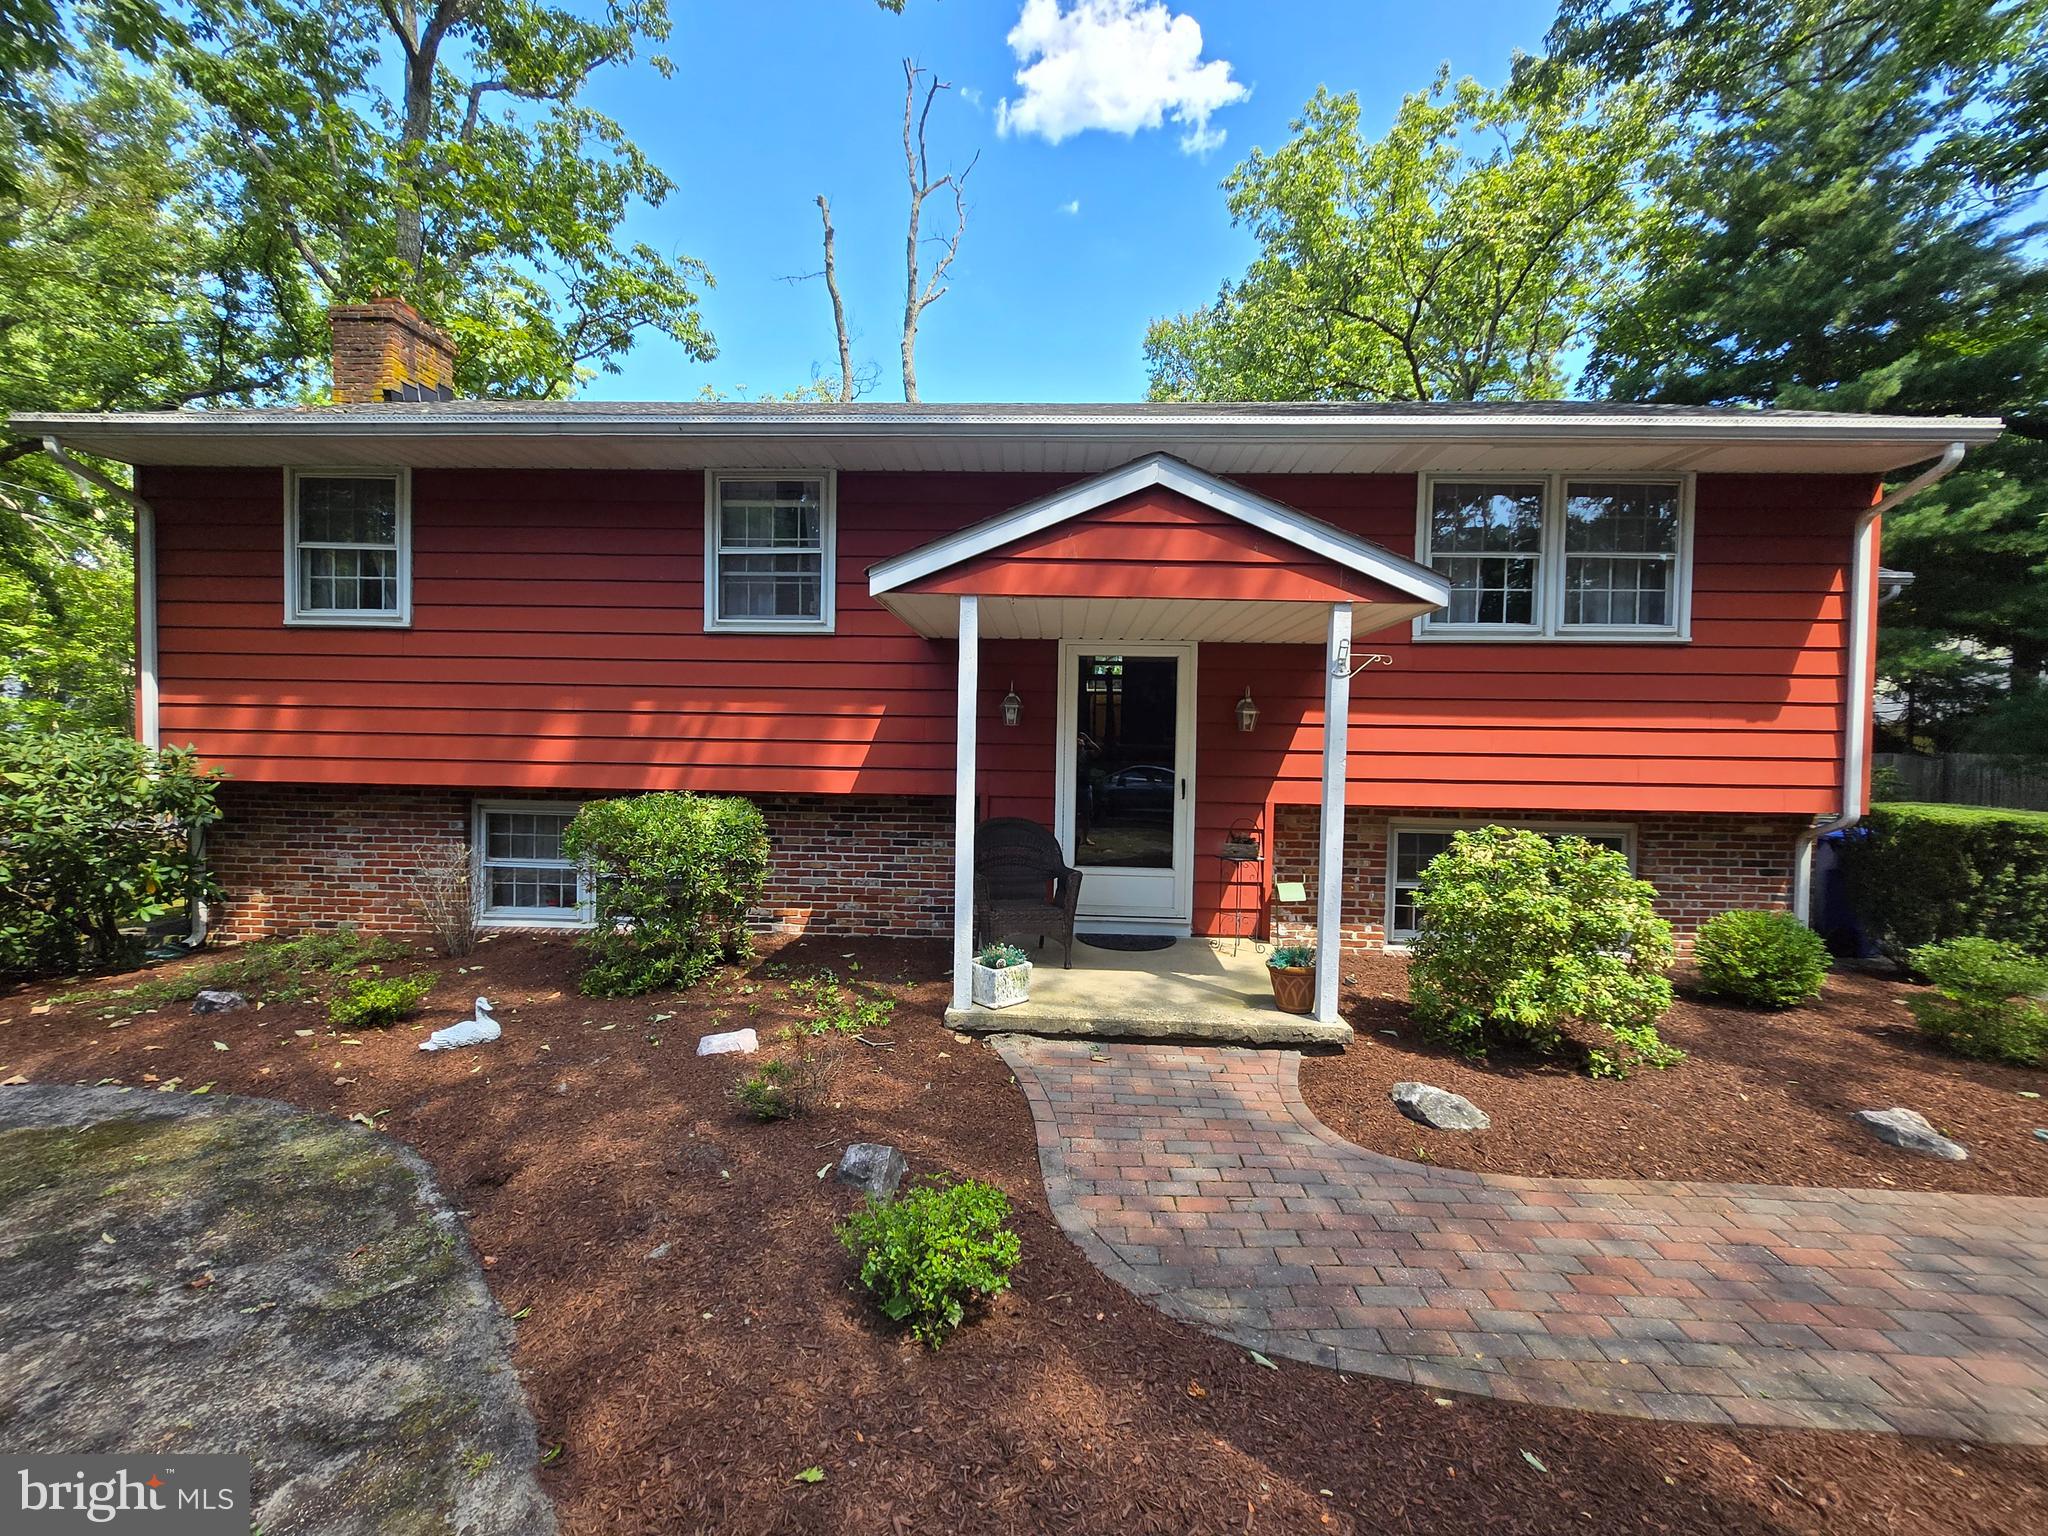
973,818,1085,968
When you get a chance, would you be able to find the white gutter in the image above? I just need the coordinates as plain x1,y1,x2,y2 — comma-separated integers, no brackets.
8,406,2009,449
1792,440,1968,924
39,438,204,944
42,436,158,751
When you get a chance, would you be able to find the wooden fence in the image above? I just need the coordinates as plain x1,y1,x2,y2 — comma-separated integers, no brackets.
1873,752,2048,812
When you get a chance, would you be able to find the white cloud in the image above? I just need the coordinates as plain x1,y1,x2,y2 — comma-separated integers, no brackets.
1059,198,1082,214
995,0,1248,155
959,85,984,108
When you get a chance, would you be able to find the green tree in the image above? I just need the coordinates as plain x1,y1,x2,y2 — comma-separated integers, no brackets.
1144,71,1661,402
166,0,715,398
0,47,317,730
1542,0,2048,752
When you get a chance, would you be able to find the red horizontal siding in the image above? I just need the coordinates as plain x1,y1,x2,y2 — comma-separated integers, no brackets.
143,465,1874,831
905,488,1411,604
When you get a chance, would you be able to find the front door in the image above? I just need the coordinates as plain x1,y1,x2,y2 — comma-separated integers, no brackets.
1055,643,1196,928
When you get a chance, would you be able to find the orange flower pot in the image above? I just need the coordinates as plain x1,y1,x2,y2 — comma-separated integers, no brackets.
1268,963,1315,1015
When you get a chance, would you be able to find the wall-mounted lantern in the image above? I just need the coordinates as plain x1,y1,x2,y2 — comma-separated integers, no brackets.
1001,681,1023,728
1235,686,1259,733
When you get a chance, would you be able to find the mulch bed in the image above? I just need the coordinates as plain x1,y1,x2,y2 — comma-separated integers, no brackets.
4,934,2045,1535
1303,954,2048,1197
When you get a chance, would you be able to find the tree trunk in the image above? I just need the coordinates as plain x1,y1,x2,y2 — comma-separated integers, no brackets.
818,196,854,403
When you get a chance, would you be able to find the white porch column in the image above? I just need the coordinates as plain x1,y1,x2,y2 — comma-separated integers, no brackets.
1316,601,1352,1024
952,594,980,1012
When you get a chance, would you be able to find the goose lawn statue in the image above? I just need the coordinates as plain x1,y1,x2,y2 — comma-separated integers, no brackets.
419,996,501,1052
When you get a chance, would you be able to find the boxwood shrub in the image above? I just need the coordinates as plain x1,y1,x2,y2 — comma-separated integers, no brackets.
560,792,770,997
1905,936,2048,1066
1693,909,1830,1009
836,1176,1021,1347
1408,826,1679,1077
1842,803,2048,963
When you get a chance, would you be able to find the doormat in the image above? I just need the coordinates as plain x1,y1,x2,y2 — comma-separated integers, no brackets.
1079,933,1176,953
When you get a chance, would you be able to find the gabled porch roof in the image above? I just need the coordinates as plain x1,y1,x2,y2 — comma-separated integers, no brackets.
867,453,1448,644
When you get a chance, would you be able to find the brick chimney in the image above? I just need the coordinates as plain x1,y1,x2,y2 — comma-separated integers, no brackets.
328,296,458,404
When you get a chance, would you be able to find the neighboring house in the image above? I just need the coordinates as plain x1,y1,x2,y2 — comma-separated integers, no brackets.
18,300,2005,1021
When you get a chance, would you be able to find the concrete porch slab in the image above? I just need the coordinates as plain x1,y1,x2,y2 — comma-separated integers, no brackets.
946,937,1353,1047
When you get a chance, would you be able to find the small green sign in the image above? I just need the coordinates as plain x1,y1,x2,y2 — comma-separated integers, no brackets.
1274,880,1307,903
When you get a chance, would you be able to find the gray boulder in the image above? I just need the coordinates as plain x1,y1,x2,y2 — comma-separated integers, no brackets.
1853,1107,1968,1161
191,989,248,1015
696,1027,757,1057
835,1142,908,1199
1390,1081,1491,1132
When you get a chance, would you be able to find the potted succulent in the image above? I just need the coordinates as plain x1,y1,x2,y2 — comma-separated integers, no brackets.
1266,944,1316,1015
972,941,1033,1009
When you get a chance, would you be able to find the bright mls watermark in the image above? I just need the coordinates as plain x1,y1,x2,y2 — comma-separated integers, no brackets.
3,1456,250,1533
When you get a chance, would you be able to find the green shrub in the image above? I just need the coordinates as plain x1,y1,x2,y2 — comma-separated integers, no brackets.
1842,803,2048,963
1905,936,2048,1066
1693,909,1830,1008
974,941,1028,969
560,793,770,997
835,1177,1021,1347
0,734,223,979
1408,827,1679,1077
1268,944,1314,970
789,970,895,1035
327,972,435,1030
731,1055,833,1120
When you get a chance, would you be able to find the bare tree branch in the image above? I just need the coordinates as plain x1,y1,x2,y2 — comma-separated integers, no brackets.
899,58,974,403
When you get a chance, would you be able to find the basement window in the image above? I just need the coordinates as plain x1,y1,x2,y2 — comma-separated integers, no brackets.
704,471,836,632
1387,821,1633,943
286,469,411,626
475,801,590,927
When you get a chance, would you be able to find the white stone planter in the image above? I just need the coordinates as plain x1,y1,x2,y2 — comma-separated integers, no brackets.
972,960,1032,1009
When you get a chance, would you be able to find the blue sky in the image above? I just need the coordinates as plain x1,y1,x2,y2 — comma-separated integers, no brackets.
584,0,1554,402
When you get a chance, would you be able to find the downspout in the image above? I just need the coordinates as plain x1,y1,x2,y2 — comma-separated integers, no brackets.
42,436,158,751
40,438,207,945
1791,441,1968,924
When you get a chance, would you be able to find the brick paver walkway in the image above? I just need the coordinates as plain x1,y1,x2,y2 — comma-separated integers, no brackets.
996,1036,2048,1443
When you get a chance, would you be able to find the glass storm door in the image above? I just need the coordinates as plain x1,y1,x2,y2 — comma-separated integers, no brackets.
1057,645,1196,926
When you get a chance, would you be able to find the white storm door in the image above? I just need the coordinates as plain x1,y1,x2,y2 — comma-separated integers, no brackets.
1053,642,1197,927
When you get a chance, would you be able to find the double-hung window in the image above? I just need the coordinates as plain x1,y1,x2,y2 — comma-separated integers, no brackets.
475,802,589,927
1418,474,1690,640
705,472,835,632
286,469,410,625
1387,822,1633,943
1425,480,1546,630
1563,481,1683,628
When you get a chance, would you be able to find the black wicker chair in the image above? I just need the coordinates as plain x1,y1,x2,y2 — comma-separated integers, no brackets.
973,818,1085,968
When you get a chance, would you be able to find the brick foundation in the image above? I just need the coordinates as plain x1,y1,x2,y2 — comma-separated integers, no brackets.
209,785,468,940
750,794,952,937
1267,807,1806,952
207,784,952,942
209,784,1799,952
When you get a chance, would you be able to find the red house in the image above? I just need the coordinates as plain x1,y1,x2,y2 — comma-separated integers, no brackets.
19,300,2004,1030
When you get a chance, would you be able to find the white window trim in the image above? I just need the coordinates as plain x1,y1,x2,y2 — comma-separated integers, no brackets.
283,466,412,627
1384,817,1637,948
473,799,592,930
703,468,837,634
1413,472,1693,643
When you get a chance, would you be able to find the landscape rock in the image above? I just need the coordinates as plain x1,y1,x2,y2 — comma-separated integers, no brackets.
696,1028,758,1057
190,989,248,1015
645,1242,672,1262
0,1085,555,1535
1853,1107,1968,1161
1390,1081,1492,1133
835,1142,908,1199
